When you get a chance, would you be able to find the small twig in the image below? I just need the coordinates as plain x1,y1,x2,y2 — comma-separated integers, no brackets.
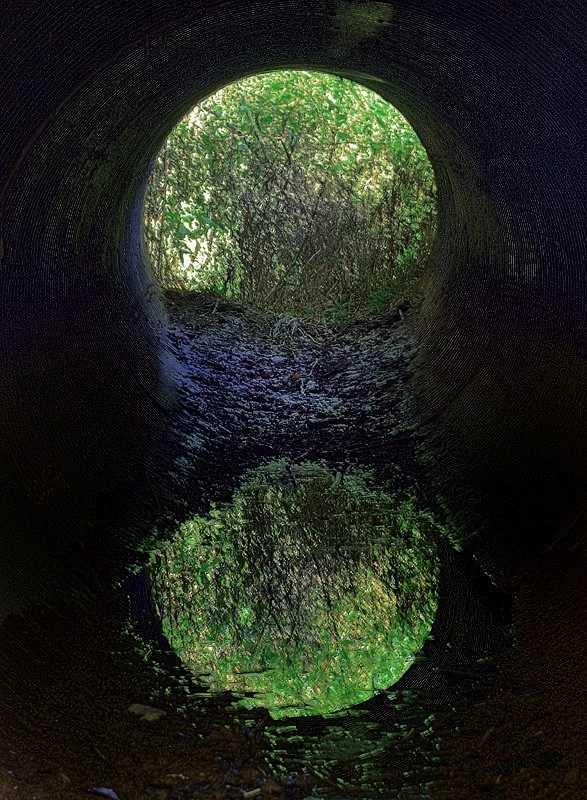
300,325,319,344
90,741,107,761
479,727,495,747
305,763,348,791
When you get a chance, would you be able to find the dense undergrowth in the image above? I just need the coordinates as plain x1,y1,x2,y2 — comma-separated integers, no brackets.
144,70,436,323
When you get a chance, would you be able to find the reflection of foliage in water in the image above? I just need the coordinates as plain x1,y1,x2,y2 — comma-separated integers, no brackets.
149,461,440,718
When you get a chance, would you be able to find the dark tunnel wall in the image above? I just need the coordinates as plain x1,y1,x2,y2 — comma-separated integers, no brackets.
0,0,586,614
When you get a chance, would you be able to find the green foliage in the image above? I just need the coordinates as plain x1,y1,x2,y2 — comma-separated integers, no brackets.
144,70,436,320
148,462,440,718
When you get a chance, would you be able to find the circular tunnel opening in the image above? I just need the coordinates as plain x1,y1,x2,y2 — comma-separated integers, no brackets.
142,69,437,323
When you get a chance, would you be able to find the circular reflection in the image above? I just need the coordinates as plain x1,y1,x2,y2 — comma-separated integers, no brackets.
149,462,440,718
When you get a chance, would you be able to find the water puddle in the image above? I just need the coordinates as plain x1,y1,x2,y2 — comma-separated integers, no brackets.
147,460,440,720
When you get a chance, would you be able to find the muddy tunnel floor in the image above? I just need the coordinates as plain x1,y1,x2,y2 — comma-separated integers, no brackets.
157,290,425,508
0,291,585,800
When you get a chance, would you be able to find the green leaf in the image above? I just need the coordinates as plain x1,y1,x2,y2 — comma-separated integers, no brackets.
175,223,191,238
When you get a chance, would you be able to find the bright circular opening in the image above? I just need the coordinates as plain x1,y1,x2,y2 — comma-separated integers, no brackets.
148,462,440,719
144,69,436,322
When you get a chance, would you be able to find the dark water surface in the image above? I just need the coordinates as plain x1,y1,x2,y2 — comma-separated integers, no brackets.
147,460,441,719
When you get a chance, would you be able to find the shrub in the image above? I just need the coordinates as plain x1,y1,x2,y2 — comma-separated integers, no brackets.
144,70,436,321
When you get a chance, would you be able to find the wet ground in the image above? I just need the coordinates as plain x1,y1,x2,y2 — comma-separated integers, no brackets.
156,291,424,516
0,291,585,799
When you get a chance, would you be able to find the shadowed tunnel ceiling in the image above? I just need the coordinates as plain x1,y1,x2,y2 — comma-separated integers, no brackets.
0,0,586,795
1,0,585,606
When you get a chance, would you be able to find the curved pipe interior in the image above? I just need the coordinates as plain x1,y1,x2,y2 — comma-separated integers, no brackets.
0,1,585,616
